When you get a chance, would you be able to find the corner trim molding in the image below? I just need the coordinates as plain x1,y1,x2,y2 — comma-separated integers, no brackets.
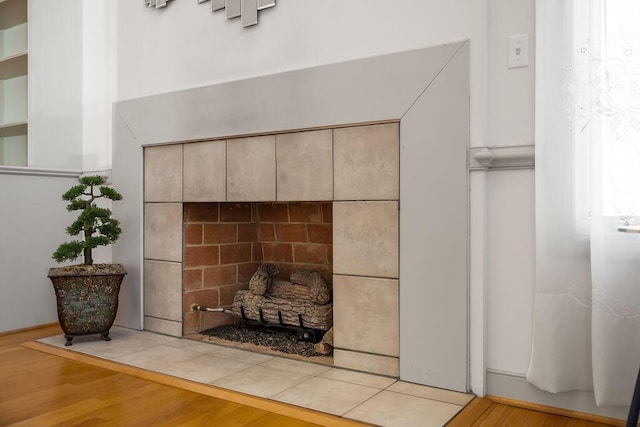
0,166,82,178
469,145,534,171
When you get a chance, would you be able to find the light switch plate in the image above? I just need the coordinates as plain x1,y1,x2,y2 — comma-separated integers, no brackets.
508,34,529,68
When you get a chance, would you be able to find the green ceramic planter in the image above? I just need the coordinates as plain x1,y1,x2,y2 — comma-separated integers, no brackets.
48,264,126,346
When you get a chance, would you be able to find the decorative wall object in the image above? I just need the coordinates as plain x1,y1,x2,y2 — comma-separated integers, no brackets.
201,0,276,27
145,0,275,27
144,0,171,8
145,0,274,27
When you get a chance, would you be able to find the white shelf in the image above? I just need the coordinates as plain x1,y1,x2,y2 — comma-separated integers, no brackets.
0,121,27,137
0,0,27,30
0,0,28,167
0,52,27,79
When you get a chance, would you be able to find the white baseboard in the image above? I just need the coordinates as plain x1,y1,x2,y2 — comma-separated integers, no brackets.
486,369,628,421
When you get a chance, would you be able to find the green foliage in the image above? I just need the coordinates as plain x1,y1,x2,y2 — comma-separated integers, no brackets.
99,186,123,201
52,175,123,266
79,175,107,186
52,241,85,263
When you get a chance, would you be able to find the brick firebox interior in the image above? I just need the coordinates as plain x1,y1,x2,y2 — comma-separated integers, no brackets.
183,202,333,335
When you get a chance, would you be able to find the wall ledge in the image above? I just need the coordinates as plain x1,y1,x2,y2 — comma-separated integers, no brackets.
469,145,534,171
0,166,81,178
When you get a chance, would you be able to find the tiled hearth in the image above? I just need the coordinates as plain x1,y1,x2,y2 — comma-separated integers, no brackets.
143,123,400,376
39,328,473,427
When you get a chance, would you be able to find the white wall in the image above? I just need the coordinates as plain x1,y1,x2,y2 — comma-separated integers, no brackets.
0,1,87,332
116,1,475,99
486,169,535,374
484,0,536,377
82,0,115,173
28,0,83,170
488,0,535,147
115,0,489,147
0,174,78,332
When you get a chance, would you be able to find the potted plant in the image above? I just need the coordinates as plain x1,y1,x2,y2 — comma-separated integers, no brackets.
48,175,126,346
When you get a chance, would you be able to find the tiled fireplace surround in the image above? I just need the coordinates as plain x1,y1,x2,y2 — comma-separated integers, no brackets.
115,42,469,392
143,123,401,376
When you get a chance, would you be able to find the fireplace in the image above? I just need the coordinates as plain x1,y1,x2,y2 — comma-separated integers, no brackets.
182,201,334,336
114,42,469,391
143,123,400,376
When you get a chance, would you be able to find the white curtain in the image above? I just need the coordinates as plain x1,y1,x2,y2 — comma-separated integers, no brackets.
529,0,640,406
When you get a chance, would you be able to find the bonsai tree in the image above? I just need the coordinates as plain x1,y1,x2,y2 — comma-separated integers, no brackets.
52,175,123,266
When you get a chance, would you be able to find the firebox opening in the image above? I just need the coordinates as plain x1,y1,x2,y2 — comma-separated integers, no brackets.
183,201,333,359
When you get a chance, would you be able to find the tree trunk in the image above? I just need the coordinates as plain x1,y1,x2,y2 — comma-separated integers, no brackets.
83,226,93,265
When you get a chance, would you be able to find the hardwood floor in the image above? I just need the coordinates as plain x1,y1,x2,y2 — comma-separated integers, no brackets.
0,325,331,426
0,325,623,427
448,393,622,427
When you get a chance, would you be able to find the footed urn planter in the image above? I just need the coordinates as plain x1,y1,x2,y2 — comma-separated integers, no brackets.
48,264,126,346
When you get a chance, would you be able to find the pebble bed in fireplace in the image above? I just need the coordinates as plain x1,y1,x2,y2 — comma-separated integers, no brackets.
201,324,323,358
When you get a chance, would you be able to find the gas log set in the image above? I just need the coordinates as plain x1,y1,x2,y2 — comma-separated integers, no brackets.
193,263,334,355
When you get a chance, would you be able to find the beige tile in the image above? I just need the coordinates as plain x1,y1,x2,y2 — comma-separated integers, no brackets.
163,353,252,383
114,345,200,371
37,334,93,348
82,334,175,359
333,202,399,278
227,135,276,201
319,368,397,389
144,316,182,337
39,333,154,359
334,123,399,201
144,203,183,262
164,339,227,355
109,326,145,337
387,381,474,406
345,390,462,427
183,140,226,202
261,357,331,376
38,334,81,348
144,144,183,202
334,276,398,357
215,347,274,364
60,326,137,341
143,261,182,322
38,327,180,360
273,377,380,416
136,330,181,344
212,365,310,398
334,349,399,377
276,129,333,201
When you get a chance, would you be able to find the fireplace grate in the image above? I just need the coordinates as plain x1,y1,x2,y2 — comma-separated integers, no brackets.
192,304,324,343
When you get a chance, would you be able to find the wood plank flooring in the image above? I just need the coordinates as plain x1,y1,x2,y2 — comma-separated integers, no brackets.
448,394,622,427
0,324,623,426
0,325,328,426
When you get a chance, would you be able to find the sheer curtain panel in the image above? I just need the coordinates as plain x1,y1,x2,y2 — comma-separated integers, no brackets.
529,0,640,406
